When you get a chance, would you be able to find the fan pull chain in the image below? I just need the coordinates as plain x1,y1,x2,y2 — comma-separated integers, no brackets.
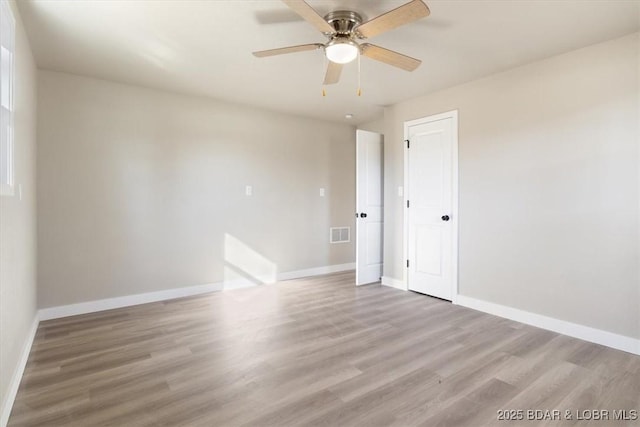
357,50,362,96
321,49,327,97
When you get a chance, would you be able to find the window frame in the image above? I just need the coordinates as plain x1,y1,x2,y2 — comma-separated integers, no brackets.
1,0,16,197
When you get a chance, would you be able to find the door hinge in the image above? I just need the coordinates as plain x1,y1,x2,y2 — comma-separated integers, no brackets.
406,259,410,268
405,139,410,149
406,200,410,208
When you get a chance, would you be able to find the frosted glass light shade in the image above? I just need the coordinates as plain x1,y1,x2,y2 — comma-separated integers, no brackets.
325,40,359,64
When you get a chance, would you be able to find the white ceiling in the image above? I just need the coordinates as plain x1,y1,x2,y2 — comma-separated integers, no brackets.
17,0,640,125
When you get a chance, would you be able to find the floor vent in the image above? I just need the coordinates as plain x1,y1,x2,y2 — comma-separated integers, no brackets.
330,227,350,244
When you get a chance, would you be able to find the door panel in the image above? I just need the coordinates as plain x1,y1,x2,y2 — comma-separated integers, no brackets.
366,222,383,265
415,225,441,275
406,117,454,300
356,130,383,286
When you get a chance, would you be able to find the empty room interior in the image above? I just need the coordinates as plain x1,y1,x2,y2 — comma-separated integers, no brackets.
1,0,639,425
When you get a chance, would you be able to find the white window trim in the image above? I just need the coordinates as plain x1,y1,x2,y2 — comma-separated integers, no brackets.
1,0,15,197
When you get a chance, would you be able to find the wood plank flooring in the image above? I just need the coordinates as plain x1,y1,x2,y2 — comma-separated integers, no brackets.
8,271,640,426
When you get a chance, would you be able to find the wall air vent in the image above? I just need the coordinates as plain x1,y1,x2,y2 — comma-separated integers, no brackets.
330,227,350,244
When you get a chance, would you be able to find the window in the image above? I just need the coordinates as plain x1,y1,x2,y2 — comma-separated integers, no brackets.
1,0,15,196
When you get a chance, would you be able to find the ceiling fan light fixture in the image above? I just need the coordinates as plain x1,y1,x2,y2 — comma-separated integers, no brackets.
325,38,359,64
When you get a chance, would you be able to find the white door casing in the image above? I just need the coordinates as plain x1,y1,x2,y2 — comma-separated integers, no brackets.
356,130,383,286
404,111,458,301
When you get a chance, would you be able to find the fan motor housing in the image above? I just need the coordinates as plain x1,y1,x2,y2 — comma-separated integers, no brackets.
324,10,363,36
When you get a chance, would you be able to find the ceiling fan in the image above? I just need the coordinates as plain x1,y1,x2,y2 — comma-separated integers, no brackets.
252,0,430,85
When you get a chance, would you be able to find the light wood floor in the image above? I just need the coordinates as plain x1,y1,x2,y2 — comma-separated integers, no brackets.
9,271,640,426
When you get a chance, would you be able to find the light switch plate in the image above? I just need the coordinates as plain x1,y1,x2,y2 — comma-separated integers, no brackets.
319,188,325,197
398,186,403,197
245,185,252,196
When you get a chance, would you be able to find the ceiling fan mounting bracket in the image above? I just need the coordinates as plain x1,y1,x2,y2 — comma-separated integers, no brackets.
324,10,363,37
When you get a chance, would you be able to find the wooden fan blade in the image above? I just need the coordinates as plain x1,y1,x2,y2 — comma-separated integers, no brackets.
323,61,343,85
361,43,421,71
355,0,430,39
281,0,334,34
253,43,323,58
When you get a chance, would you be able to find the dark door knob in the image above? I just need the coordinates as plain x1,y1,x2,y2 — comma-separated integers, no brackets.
360,213,368,218
441,215,450,221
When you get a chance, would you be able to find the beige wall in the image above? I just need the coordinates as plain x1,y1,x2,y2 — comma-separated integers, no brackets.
37,71,356,308
0,0,38,418
637,33,640,341
384,33,639,339
357,118,385,135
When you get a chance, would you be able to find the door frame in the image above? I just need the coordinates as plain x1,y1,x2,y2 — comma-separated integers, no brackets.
403,110,459,302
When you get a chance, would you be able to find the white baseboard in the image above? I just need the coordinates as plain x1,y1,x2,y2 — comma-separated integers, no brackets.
38,282,225,321
1,314,39,427
278,263,355,281
39,263,356,321
455,295,640,356
381,276,407,291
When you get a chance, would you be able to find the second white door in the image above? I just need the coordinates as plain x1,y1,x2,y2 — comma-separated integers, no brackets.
405,113,457,300
356,130,383,286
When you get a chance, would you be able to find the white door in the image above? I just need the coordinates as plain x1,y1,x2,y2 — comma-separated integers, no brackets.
405,113,457,300
356,130,383,286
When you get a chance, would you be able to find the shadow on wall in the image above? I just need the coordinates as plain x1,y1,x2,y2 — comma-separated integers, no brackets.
223,233,277,290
